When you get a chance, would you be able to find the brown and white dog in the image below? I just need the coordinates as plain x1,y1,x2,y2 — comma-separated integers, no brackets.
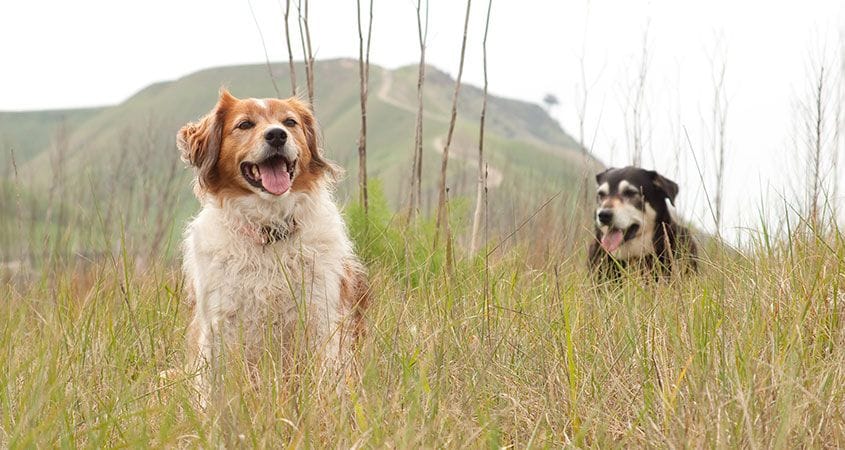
588,166,697,279
177,89,369,400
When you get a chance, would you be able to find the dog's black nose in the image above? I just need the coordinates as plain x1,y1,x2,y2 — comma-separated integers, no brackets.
597,210,613,225
264,128,287,147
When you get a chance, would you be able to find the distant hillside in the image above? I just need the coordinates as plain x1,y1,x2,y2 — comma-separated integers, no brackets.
0,59,601,255
0,107,104,167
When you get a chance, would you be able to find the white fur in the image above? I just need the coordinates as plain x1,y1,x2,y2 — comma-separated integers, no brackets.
665,198,678,223
597,182,609,196
610,203,657,260
601,201,641,231
618,180,636,194
253,98,267,109
182,181,359,400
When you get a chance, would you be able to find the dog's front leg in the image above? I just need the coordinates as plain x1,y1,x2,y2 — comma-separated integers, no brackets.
309,289,352,396
185,289,236,409
185,313,214,409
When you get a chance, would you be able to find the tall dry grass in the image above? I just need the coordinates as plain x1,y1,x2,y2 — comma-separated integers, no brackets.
1,180,844,447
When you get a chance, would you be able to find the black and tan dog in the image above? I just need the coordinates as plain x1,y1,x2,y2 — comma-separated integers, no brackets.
588,166,697,278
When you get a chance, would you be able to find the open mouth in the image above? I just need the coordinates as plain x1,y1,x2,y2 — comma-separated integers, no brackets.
600,223,641,253
240,155,296,196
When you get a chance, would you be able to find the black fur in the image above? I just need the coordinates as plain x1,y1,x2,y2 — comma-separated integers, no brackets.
588,166,697,280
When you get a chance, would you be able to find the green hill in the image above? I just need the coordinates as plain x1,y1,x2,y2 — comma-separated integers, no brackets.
0,59,600,256
0,107,104,167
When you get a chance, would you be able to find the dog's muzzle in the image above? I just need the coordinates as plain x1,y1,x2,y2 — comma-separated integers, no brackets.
596,208,642,253
240,147,297,196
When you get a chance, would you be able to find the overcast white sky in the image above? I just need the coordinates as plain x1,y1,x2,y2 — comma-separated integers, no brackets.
1,0,844,242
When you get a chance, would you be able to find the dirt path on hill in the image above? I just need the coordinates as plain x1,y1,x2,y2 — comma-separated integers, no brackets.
376,68,415,113
432,137,503,189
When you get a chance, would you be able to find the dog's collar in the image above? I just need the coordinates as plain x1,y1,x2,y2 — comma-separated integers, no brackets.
236,217,297,245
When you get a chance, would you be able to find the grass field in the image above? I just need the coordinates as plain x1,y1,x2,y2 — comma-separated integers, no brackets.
1,185,843,448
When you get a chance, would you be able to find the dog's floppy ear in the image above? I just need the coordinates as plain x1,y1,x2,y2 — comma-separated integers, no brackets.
177,89,236,190
595,168,612,184
649,170,679,203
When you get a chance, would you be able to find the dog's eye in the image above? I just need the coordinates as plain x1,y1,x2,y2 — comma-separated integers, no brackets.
623,189,639,197
597,192,607,200
283,118,297,127
236,120,255,130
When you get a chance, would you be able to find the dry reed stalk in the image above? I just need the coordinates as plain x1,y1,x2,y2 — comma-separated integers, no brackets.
284,0,297,96
407,0,428,223
470,0,492,255
434,0,472,246
356,0,374,213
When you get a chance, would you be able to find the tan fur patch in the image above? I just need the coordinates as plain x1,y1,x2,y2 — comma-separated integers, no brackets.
339,261,370,342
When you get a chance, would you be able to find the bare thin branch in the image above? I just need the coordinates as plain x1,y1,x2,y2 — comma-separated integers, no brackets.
297,0,315,109
435,0,472,245
708,41,729,234
356,0,374,213
284,0,297,96
407,0,428,222
470,0,492,255
247,0,281,98
626,24,650,166
810,65,826,224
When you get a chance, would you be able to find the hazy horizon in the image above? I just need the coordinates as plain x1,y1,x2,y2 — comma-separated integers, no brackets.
2,0,845,242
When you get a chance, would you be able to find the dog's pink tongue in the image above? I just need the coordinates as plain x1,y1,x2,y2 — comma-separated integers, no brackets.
259,163,291,195
601,229,624,252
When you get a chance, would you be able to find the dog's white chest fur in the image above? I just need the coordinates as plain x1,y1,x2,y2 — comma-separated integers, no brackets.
182,189,355,366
